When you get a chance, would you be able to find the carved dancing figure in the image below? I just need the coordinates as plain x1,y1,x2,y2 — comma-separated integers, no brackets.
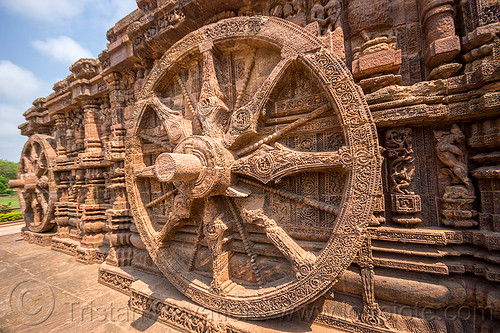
385,128,415,194
434,124,474,197
392,167,413,194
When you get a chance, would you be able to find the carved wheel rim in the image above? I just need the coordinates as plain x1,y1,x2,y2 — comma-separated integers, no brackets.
126,16,381,319
18,134,57,233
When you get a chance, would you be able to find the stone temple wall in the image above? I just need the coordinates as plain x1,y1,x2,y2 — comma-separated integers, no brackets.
10,0,500,332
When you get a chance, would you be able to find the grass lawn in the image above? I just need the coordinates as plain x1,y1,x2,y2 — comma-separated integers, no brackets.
0,194,20,212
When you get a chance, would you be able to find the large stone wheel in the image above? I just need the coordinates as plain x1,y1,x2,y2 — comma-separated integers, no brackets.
11,134,57,232
126,16,381,319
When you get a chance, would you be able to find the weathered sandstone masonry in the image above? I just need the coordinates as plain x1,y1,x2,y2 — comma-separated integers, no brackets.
10,0,500,331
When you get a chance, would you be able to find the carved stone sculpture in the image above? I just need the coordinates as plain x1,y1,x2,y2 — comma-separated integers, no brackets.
434,124,477,228
9,0,500,331
311,0,341,34
385,127,422,226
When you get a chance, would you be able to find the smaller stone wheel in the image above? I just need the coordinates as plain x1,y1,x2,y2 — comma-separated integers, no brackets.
9,134,57,232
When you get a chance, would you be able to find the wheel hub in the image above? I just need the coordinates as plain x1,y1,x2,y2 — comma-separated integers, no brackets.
154,136,234,198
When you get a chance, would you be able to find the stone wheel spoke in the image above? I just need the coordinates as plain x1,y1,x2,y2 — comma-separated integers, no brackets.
238,203,317,278
236,104,331,156
35,153,48,177
145,188,177,208
134,165,156,178
32,142,41,161
148,95,193,145
226,197,265,287
195,46,229,137
232,144,350,184
225,57,293,148
246,57,293,111
21,156,31,174
153,213,182,244
239,178,339,216
234,48,256,110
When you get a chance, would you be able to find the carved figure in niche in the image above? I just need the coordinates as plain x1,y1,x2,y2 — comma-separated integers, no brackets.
283,1,294,18
385,128,421,226
392,169,413,194
324,0,342,32
308,0,344,60
434,124,477,228
385,127,414,195
270,1,284,18
434,124,474,198
311,1,326,25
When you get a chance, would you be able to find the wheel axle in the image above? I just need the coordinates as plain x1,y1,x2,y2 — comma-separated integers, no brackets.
154,153,203,182
8,175,37,191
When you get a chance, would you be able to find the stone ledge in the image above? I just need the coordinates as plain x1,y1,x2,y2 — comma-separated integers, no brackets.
21,226,56,247
129,270,344,333
100,263,343,333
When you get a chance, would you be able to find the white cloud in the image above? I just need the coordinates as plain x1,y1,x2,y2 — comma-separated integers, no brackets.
0,104,25,136
0,101,32,162
0,61,43,102
0,0,88,22
0,62,52,162
31,36,93,64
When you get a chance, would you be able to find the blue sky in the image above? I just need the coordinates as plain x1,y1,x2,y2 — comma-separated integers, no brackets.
0,0,138,162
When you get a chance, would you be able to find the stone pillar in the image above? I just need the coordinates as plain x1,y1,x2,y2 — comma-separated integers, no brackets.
103,72,133,267
357,238,386,328
77,167,109,264
74,112,85,157
53,113,67,159
347,0,402,91
81,100,103,162
418,0,461,77
470,117,500,232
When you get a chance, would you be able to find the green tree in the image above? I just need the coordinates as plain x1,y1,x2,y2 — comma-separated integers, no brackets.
0,159,18,180
0,175,8,195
